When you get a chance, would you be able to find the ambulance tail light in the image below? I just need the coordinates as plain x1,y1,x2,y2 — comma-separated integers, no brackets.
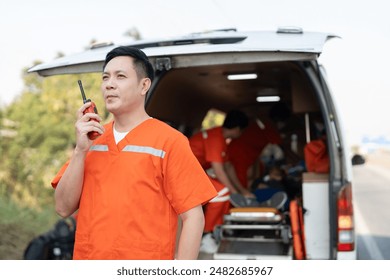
337,183,355,251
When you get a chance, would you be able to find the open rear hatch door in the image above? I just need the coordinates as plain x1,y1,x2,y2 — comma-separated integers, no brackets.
28,28,337,76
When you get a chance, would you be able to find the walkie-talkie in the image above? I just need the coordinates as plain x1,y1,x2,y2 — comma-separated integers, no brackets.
78,80,100,140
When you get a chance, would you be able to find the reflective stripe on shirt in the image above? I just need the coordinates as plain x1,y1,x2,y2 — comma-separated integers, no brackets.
89,145,109,152
256,118,265,129
122,145,166,158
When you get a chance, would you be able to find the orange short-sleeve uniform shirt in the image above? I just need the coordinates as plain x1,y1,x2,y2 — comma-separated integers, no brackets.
227,120,281,186
51,118,217,260
189,126,228,169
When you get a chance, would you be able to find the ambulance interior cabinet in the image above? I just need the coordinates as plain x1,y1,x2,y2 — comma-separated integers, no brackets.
302,172,330,259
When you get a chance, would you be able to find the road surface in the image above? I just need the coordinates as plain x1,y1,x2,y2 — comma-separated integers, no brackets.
354,151,390,259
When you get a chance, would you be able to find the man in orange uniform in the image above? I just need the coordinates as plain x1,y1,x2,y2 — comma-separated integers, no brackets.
189,110,251,253
51,46,217,260
227,118,282,188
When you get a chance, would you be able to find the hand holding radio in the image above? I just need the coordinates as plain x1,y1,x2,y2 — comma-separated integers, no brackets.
78,80,101,140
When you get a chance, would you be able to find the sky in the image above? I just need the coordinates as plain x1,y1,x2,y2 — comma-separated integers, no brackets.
1,0,389,147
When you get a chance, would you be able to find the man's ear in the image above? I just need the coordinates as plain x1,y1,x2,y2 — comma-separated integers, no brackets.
140,78,152,96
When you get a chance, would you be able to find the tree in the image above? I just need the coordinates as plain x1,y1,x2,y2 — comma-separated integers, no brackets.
1,27,144,209
0,68,106,208
123,27,142,40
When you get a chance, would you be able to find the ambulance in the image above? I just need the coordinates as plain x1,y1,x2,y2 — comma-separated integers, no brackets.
29,27,360,259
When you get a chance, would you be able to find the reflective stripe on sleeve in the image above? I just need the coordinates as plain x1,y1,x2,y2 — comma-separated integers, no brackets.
209,187,230,203
122,145,166,158
209,194,230,203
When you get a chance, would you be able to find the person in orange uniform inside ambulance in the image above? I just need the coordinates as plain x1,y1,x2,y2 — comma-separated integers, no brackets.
51,46,217,260
189,110,252,253
227,118,282,189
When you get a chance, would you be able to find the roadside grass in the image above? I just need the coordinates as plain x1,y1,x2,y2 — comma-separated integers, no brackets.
0,197,58,260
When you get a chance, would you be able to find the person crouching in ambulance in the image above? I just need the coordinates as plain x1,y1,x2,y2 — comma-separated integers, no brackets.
189,110,253,253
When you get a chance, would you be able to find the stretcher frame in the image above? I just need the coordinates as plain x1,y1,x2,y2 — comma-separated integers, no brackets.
213,207,293,260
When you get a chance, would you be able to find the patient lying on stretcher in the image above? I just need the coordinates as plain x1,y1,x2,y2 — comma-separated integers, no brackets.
229,166,289,210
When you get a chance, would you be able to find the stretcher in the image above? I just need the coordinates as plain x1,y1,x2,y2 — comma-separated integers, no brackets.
213,206,293,259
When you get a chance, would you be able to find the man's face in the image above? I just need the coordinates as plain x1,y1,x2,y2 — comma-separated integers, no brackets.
229,127,243,139
101,56,147,115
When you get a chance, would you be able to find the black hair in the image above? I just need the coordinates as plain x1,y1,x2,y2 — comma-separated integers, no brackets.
269,101,291,122
223,110,249,129
103,46,154,82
